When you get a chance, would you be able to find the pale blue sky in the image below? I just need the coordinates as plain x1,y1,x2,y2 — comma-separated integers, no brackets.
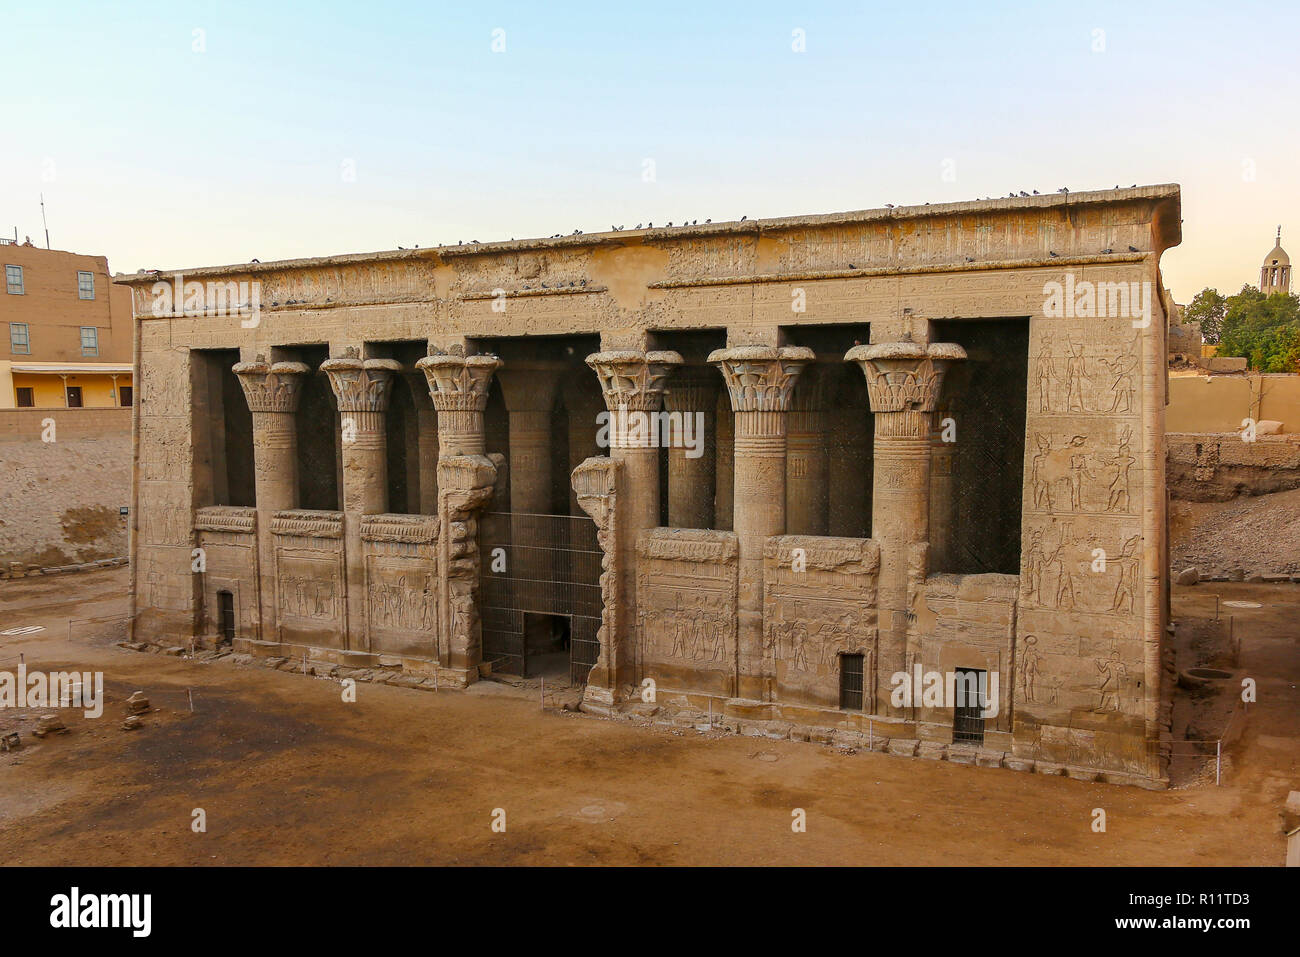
1,0,1296,299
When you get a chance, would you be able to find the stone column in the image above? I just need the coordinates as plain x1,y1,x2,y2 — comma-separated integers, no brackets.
496,366,563,514
710,346,814,702
233,358,310,642
586,350,682,689
417,351,501,683
662,367,718,529
322,354,403,653
786,364,829,536
714,389,734,531
846,340,965,716
928,392,958,572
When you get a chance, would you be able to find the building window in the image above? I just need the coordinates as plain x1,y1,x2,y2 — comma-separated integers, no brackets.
119,385,133,407
80,326,99,356
78,271,95,300
15,387,34,407
5,265,22,295
65,385,83,408
9,322,30,354
839,653,865,710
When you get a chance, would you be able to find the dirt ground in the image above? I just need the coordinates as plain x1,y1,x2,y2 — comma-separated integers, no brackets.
1171,486,1300,574
0,567,1296,866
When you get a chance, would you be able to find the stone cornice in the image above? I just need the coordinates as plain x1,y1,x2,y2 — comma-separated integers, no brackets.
637,527,739,564
270,510,344,539
112,184,1179,286
193,506,257,534
360,514,439,544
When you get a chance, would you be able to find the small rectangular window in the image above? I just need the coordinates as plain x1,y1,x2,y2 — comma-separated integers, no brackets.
839,653,865,710
65,385,83,408
15,387,34,407
5,265,23,295
9,322,30,354
118,385,133,407
80,326,99,356
77,270,95,299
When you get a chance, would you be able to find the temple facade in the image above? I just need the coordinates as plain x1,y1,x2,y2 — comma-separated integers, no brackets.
115,185,1181,786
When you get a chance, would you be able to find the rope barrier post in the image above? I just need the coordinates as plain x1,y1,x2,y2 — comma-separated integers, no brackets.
540,675,544,711
1216,739,1221,786
188,689,194,713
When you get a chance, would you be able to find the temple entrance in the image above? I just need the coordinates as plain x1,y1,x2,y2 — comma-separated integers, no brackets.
478,511,602,683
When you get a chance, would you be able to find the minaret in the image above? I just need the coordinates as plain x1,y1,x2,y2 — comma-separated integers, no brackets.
1261,226,1291,295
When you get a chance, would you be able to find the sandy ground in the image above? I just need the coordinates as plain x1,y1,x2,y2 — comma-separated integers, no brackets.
0,567,1296,866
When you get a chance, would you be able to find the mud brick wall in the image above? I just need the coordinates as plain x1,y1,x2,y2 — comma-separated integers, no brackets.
0,407,132,567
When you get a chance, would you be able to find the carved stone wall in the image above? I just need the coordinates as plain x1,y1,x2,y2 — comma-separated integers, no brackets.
764,536,880,711
360,514,439,657
635,528,739,697
193,506,257,645
270,510,346,648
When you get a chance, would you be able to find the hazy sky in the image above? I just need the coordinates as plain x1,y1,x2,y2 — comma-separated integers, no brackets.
1,0,1296,301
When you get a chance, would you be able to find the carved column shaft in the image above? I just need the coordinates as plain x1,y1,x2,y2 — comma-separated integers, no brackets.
786,366,829,536
847,341,965,716
323,357,403,515
417,352,501,684
587,350,682,690
234,360,311,642
711,346,813,701
663,370,718,530
323,355,402,654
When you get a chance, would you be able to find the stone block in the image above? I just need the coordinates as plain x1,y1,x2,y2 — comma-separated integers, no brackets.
917,741,947,761
886,738,918,757
975,750,1005,768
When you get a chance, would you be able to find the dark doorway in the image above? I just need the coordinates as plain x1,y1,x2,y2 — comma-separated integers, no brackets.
119,385,133,407
217,590,236,646
191,349,254,507
278,346,339,512
952,667,986,745
932,319,1029,574
65,385,83,407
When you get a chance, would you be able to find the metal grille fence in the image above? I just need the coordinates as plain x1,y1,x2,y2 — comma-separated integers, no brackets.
479,511,602,683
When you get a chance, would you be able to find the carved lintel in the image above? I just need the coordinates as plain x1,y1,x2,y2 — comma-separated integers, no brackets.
637,528,739,564
764,535,880,574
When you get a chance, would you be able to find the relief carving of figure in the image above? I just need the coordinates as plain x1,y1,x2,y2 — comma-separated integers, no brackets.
1111,534,1140,614
1095,650,1128,712
1019,634,1041,702
1105,428,1135,513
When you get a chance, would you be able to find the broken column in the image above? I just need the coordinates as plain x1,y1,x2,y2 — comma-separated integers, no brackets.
586,349,683,690
417,350,501,685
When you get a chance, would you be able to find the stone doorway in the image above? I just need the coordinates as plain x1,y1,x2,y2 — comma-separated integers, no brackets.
478,510,602,684
952,667,987,745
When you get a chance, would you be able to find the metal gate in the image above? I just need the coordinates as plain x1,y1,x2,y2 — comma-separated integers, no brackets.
478,511,603,684
952,667,987,745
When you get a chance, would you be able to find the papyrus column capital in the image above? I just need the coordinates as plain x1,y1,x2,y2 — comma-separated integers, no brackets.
232,359,311,414
586,350,683,413
709,346,815,414
845,341,966,415
416,353,501,413
321,355,404,414
417,352,501,458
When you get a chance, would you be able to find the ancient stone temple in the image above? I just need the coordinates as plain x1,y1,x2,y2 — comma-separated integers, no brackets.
116,185,1181,786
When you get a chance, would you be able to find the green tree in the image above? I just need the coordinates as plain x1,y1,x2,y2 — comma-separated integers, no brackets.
1183,287,1227,343
1215,284,1300,372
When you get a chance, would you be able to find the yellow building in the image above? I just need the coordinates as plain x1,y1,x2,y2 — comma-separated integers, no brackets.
1,240,133,408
